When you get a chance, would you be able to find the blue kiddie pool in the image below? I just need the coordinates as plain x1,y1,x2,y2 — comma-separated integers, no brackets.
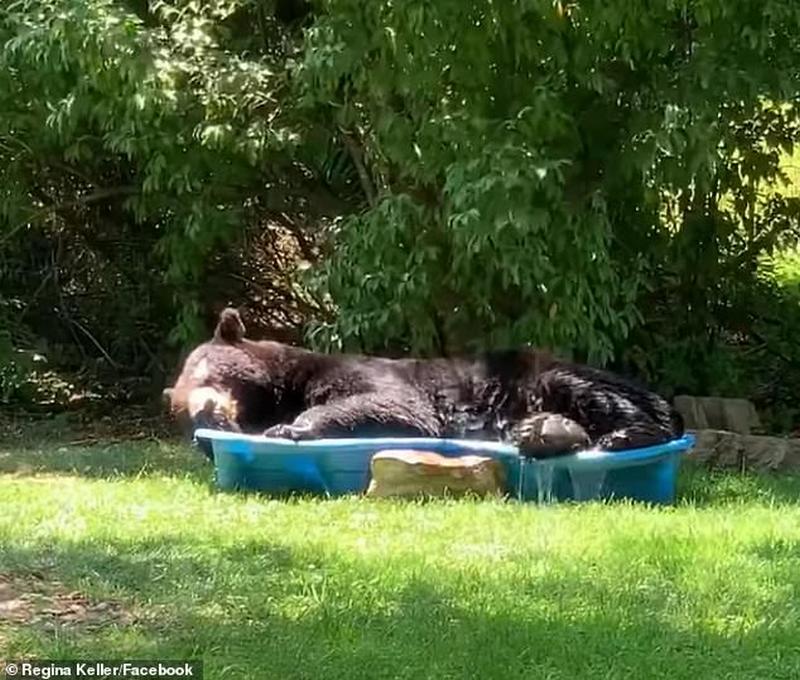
194,429,696,504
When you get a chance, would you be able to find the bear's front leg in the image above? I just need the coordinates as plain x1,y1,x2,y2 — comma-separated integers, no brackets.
262,392,441,440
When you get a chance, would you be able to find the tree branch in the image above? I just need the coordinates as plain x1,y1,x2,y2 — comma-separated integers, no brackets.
340,129,377,207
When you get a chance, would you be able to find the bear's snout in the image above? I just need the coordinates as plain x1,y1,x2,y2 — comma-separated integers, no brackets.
186,386,239,433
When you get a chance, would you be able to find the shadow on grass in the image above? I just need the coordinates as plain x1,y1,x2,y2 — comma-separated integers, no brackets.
0,437,211,483
2,536,799,679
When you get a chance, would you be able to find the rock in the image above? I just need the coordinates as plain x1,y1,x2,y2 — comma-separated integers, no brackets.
685,429,744,469
674,396,761,435
739,435,800,472
787,440,800,471
686,429,800,472
674,397,710,430
366,450,507,499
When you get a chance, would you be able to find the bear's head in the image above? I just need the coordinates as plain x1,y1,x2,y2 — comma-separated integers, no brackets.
163,307,266,439
164,307,308,454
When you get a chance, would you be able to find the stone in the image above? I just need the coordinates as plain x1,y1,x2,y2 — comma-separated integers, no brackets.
674,396,710,431
366,450,507,499
685,429,744,469
739,435,800,472
786,440,800,471
685,429,800,472
674,396,761,435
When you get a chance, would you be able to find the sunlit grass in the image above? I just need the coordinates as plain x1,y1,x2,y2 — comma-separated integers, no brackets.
1,439,800,679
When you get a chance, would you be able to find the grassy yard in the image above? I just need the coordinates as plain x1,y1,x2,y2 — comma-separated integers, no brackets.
1,435,800,679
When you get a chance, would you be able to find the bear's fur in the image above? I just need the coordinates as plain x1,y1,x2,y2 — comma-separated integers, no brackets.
164,308,684,459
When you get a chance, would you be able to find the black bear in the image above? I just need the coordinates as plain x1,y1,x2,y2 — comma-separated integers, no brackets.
164,308,683,459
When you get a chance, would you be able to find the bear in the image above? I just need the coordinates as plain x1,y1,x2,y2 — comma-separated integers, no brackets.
164,308,684,459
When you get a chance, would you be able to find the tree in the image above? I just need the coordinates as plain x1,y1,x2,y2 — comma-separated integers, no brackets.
298,0,800,364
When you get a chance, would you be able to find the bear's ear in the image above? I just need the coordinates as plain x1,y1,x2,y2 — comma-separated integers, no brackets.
214,307,246,343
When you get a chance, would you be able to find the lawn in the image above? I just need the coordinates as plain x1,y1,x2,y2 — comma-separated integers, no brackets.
1,434,800,679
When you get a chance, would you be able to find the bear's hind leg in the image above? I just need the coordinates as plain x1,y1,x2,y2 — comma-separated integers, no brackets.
533,364,683,453
263,392,441,440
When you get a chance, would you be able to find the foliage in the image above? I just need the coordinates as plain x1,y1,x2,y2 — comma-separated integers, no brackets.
299,0,800,363
617,100,800,413
0,0,342,400
0,0,318,348
0,297,37,403
771,245,800,294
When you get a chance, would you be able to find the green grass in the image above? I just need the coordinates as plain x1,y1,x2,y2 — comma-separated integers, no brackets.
2,439,800,679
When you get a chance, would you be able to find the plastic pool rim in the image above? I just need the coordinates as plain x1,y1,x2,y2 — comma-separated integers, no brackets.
193,428,696,468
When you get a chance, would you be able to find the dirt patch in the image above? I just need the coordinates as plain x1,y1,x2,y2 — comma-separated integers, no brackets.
0,572,136,631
